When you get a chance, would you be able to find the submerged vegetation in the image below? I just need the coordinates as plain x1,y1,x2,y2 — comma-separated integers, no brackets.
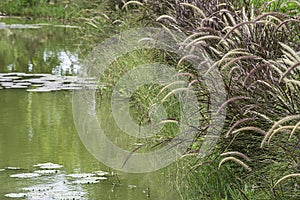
1,0,299,199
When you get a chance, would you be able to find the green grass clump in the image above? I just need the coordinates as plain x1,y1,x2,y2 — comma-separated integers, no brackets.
78,1,299,198
142,0,300,199
174,155,265,200
0,0,67,19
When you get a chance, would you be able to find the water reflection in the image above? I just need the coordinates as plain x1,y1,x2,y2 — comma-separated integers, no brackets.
49,51,80,75
0,21,179,199
0,90,178,199
0,23,80,75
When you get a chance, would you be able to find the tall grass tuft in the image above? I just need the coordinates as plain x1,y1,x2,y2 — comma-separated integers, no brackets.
143,0,300,198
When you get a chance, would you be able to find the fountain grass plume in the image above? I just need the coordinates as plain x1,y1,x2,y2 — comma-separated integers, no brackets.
144,0,300,198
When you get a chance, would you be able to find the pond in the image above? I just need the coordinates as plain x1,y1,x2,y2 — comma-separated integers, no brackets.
0,19,178,199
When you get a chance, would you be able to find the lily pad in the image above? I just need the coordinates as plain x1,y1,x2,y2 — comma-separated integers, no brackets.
53,192,85,200
22,185,53,192
66,173,95,178
10,173,40,178
0,23,40,29
94,171,109,176
27,88,55,92
10,85,28,89
4,193,27,198
0,78,12,82
16,82,32,86
6,72,26,76
22,176,87,200
128,185,137,189
6,167,22,170
0,72,97,92
1,82,13,87
34,170,59,175
72,177,107,184
53,24,81,29
33,163,63,169
27,191,85,200
4,76,21,80
61,87,82,90
28,79,47,84
40,75,60,81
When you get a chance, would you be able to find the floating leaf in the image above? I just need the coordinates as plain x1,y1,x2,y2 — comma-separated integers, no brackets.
66,173,95,178
4,193,27,198
0,23,40,29
72,177,107,184
21,178,86,199
10,85,28,89
22,186,53,192
33,163,63,169
34,170,59,175
0,73,97,93
6,167,22,170
94,171,109,176
10,173,40,178
128,185,137,189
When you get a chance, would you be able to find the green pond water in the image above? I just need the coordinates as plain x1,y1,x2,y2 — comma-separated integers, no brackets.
0,20,178,199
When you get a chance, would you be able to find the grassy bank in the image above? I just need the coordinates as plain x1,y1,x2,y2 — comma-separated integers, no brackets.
142,0,299,199
99,0,299,199
0,0,107,20
0,0,71,19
